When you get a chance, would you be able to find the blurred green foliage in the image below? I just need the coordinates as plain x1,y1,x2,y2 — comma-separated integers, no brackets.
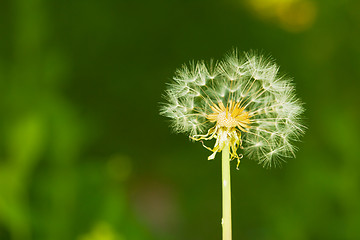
0,0,360,240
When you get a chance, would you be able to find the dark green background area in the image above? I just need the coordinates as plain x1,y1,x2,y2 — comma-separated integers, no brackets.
1,0,360,239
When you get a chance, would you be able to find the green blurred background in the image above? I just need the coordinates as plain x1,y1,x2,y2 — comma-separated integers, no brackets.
1,0,360,239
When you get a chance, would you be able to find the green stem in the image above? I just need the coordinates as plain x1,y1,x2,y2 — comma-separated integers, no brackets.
222,143,232,240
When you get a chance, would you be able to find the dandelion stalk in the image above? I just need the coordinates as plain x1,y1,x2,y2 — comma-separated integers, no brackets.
222,142,232,240
160,49,305,239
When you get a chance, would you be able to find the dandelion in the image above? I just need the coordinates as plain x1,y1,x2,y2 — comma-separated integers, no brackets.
160,50,305,240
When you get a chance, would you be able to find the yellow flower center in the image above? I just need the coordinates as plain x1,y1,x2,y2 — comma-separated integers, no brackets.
190,100,251,168
207,101,250,130
216,111,238,128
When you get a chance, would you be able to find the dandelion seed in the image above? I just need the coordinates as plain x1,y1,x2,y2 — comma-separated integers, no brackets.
160,50,304,168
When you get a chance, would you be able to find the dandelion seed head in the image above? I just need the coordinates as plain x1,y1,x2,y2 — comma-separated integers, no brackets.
160,50,305,167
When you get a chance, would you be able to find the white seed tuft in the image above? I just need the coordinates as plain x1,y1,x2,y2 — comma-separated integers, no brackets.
160,50,305,167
